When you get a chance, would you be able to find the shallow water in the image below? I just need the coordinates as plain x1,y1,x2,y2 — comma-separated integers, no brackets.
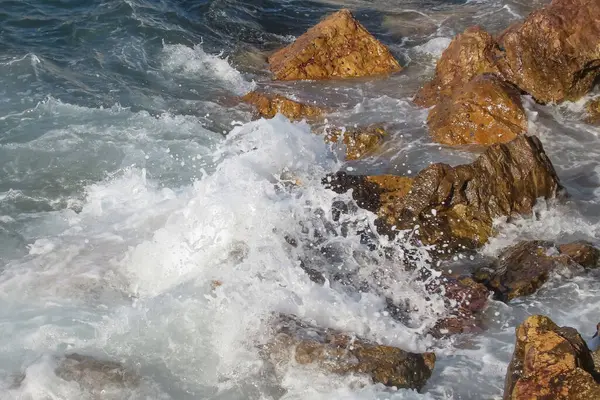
1,0,599,399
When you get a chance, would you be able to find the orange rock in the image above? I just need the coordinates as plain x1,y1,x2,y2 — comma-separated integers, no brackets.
242,91,323,121
325,125,387,160
504,315,600,400
497,0,600,104
268,9,401,81
413,26,501,107
427,74,527,145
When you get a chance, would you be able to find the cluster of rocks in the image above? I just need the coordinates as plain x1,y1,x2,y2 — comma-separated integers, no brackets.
234,0,600,395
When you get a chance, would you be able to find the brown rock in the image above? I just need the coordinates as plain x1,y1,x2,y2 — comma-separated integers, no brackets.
559,241,600,269
413,26,501,107
503,315,600,400
263,314,435,390
326,135,563,251
585,98,600,124
427,274,489,336
473,241,582,302
497,0,600,104
242,91,323,121
325,126,387,160
55,353,140,391
268,9,401,81
427,74,527,146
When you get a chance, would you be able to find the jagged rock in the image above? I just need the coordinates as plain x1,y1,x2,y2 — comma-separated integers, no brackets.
413,26,501,107
427,74,527,145
242,91,323,121
497,0,600,104
324,172,413,214
503,315,600,400
55,353,140,391
585,98,600,124
474,240,600,302
426,274,490,337
325,126,387,160
262,314,435,390
473,241,580,302
268,9,401,81
558,241,600,269
325,135,563,251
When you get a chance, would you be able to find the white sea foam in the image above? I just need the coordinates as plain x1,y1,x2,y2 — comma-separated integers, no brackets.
161,43,256,96
414,37,452,58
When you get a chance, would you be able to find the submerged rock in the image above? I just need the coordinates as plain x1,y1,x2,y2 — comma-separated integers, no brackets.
242,91,323,121
55,353,140,390
427,74,527,146
268,9,401,81
325,125,387,160
427,274,490,337
585,98,600,124
558,241,600,269
325,135,563,251
497,0,600,104
504,315,600,400
262,314,435,390
413,26,501,108
474,240,600,301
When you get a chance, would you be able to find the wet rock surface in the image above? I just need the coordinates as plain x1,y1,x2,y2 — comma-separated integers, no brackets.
585,98,600,124
504,315,600,400
426,274,490,337
325,125,387,160
497,0,600,104
474,241,579,302
55,353,140,390
325,135,563,251
474,240,600,302
413,26,501,108
427,74,527,146
242,91,323,121
262,314,435,390
268,9,401,81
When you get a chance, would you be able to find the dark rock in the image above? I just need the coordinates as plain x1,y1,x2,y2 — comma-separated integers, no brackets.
474,240,597,302
426,274,490,337
262,314,435,390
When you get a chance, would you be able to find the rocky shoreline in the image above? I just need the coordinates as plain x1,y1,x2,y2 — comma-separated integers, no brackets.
237,0,600,397
11,0,599,397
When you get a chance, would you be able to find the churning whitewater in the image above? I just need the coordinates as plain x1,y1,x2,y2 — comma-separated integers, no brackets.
1,0,600,399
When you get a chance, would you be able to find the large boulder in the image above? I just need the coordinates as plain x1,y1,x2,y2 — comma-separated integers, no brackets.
427,74,527,146
413,26,501,108
325,135,563,251
474,240,599,301
242,91,323,121
497,0,600,104
262,314,435,390
504,315,600,400
268,9,401,81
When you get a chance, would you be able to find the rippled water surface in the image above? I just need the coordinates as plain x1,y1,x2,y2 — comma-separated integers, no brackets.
1,0,599,399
